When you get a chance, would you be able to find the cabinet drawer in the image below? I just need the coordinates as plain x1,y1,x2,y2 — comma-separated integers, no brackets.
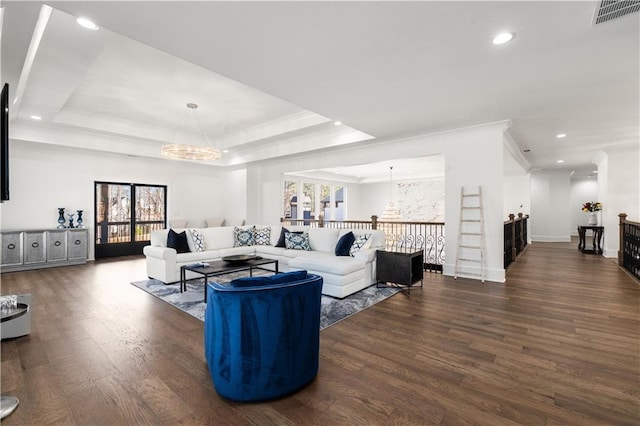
24,232,46,264
1,233,23,266
67,230,88,260
47,231,67,262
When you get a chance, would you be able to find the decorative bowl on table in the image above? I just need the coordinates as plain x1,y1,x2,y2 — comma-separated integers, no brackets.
221,254,256,264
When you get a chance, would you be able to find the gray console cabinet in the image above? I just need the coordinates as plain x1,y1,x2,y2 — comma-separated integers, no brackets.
1,229,88,272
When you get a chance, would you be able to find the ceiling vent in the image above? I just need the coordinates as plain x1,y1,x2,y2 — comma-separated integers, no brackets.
592,0,640,25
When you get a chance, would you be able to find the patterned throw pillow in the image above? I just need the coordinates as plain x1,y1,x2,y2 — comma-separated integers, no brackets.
189,229,206,252
234,226,255,247
349,233,372,257
284,232,311,251
253,226,271,245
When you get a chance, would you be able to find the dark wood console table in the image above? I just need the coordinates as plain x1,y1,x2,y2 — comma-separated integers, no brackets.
577,226,603,254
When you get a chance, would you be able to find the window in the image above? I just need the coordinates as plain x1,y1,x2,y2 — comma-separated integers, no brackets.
283,179,347,221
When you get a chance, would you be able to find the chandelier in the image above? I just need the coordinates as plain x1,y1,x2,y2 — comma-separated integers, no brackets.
380,166,401,221
161,103,221,160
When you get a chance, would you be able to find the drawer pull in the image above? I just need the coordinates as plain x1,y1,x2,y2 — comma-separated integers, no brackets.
54,241,62,247
74,240,81,245
32,242,39,248
7,243,15,249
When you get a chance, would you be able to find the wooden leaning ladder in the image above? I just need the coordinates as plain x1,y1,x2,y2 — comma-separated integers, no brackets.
454,186,486,282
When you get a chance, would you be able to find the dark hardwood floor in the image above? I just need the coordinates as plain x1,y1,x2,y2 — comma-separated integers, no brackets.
1,242,638,425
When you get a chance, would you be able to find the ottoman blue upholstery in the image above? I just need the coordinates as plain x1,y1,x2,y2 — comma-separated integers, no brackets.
204,272,323,402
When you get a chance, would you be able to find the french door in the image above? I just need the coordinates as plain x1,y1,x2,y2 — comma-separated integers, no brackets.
94,182,166,259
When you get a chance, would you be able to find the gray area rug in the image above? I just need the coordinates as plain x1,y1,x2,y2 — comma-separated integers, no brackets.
131,273,399,330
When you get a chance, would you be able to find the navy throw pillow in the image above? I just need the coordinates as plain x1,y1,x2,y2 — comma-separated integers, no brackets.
275,227,290,247
167,229,190,253
230,276,271,287
335,231,355,256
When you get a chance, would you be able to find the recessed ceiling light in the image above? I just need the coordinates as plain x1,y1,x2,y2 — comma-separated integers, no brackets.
222,149,229,153
30,115,42,120
593,170,598,174
333,121,342,126
492,32,515,45
77,17,99,30
556,133,567,138
557,160,565,163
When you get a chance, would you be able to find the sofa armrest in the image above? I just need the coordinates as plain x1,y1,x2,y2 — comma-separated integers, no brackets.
143,245,177,262
353,248,377,263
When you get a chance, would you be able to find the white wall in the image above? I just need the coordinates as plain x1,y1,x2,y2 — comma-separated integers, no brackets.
352,178,444,222
569,177,598,235
218,166,247,226
596,144,640,258
1,141,223,259
247,122,510,282
503,174,531,221
530,170,572,242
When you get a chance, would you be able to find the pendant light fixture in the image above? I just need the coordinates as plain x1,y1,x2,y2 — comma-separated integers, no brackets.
161,103,221,161
380,166,401,221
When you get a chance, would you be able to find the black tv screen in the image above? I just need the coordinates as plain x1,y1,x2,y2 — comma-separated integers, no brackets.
1,83,8,202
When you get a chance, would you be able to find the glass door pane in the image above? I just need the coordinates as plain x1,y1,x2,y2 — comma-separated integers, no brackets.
96,182,131,245
135,185,166,241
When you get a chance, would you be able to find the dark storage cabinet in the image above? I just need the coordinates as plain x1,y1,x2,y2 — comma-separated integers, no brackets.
376,249,424,293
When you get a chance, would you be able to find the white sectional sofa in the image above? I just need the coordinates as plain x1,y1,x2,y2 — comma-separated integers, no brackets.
143,225,386,298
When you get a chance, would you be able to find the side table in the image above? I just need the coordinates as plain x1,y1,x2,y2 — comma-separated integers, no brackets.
1,294,32,420
577,225,604,254
376,249,424,295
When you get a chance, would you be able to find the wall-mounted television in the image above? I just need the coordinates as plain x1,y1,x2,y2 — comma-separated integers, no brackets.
1,83,9,202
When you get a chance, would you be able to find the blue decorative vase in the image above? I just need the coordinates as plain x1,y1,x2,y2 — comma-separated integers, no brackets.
76,210,84,228
57,208,66,229
67,213,75,229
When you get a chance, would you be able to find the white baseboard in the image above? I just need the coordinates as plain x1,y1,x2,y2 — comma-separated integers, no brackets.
443,264,505,283
531,235,572,242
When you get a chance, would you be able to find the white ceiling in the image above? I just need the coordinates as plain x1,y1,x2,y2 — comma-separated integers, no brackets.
2,1,638,181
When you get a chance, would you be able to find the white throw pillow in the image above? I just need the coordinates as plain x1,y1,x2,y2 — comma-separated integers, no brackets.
349,233,372,257
189,229,206,252
234,226,255,247
253,226,271,245
285,232,312,251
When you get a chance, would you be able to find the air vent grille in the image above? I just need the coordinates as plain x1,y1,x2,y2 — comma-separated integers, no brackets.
593,0,640,25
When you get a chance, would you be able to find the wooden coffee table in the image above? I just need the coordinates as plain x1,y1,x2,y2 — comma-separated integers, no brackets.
180,257,279,300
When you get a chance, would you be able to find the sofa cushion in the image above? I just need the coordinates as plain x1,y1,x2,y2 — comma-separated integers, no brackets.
308,228,340,252
205,217,225,227
169,219,188,228
254,226,271,245
234,226,256,247
167,229,190,253
189,229,206,252
289,254,363,275
349,233,372,257
335,231,355,256
285,232,311,251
